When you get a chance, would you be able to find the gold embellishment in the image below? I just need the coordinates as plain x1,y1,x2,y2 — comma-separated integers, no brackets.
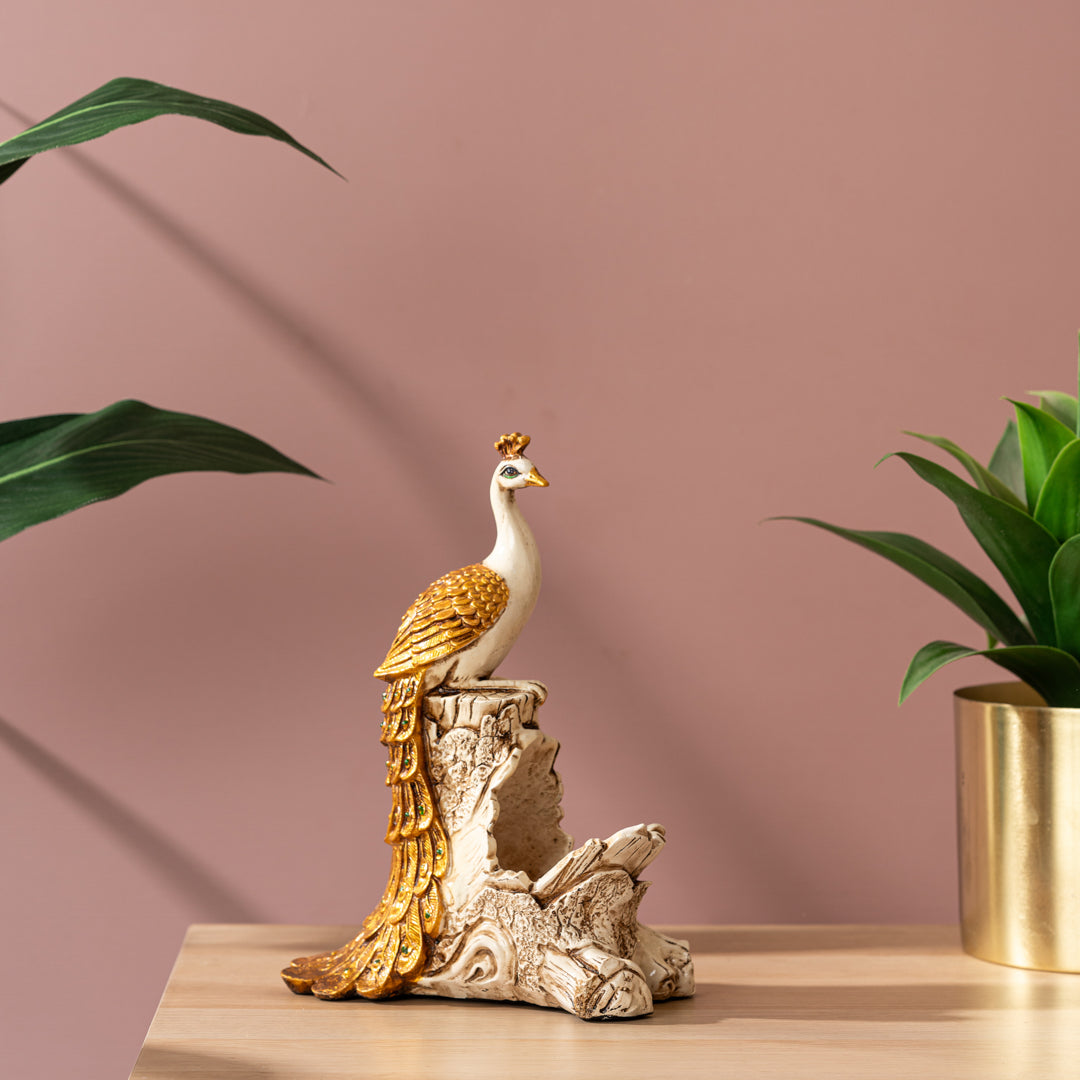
495,432,530,458
282,564,509,1000
374,565,509,679
281,675,448,999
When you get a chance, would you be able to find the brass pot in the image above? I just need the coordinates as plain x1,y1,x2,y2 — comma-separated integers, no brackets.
955,682,1080,971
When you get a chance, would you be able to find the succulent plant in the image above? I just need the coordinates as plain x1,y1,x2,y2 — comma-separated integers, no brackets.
778,368,1080,706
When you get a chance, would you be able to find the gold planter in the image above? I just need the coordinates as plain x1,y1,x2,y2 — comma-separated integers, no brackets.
955,682,1080,972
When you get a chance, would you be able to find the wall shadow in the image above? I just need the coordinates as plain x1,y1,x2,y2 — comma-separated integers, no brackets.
0,712,262,921
0,96,464,521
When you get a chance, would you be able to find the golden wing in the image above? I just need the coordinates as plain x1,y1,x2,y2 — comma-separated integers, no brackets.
373,563,509,679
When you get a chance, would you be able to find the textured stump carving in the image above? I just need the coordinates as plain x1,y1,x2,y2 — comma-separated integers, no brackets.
398,685,692,1017
284,683,693,1018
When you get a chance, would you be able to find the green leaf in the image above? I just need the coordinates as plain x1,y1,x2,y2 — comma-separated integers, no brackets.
988,419,1025,502
772,517,1033,646
0,413,78,450
903,430,1026,509
1036,439,1080,541
0,77,341,185
1029,390,1079,434
1050,536,1080,657
1011,399,1076,510
893,452,1060,644
0,400,320,542
899,639,1080,706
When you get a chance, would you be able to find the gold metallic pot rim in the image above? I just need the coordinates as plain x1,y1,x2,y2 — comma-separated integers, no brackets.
954,680,1076,714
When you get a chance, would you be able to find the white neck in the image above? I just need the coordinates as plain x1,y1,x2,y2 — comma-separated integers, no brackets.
483,478,539,584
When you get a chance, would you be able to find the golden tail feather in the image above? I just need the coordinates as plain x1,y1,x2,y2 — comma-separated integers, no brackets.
281,672,448,999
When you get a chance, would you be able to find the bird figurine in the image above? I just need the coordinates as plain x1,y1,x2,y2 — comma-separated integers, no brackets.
282,432,549,1000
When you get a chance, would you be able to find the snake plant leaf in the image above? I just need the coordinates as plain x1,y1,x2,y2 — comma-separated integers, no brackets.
892,452,1059,644
1050,536,1080,658
988,419,1024,503
899,640,1080,707
773,518,1034,646
0,400,320,542
1030,390,1079,434
902,431,1025,509
0,77,340,185
1011,400,1076,511
1035,439,1080,541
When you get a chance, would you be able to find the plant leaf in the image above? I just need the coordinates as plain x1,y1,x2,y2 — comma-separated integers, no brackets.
0,400,320,542
0,77,340,185
1011,399,1076,511
988,419,1024,502
892,452,1060,644
772,517,1033,646
0,413,78,450
1034,439,1080,542
903,430,1026,509
1029,390,1079,434
899,639,1080,707
1050,536,1080,658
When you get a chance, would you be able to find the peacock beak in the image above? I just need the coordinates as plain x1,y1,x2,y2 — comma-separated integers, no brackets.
524,467,549,488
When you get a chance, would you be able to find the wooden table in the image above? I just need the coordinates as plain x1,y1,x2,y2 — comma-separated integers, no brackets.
129,924,1080,1079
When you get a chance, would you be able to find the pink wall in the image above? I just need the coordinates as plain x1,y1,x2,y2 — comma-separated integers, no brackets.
4,2,1080,1075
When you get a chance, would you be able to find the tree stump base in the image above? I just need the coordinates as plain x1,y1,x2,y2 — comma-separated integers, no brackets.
283,683,693,1018
409,684,693,1019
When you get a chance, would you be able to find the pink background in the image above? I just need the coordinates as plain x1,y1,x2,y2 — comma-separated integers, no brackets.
5,2,1080,1076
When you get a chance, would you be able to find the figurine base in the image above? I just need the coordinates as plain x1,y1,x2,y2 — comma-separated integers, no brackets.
283,684,694,1019
411,685,694,1019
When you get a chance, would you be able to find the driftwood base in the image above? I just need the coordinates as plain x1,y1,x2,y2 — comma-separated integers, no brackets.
411,685,693,1018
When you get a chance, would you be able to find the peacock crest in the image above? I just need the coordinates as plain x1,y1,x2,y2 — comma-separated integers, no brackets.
495,432,531,459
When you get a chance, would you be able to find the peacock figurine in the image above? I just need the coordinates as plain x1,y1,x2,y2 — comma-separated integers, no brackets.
282,432,549,1000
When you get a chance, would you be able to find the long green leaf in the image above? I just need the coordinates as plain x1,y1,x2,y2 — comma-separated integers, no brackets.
899,639,1080,706
903,430,1025,509
988,418,1024,502
0,77,340,184
0,400,320,542
0,413,78,450
1029,390,1079,434
893,452,1060,643
773,518,1033,646
1034,439,1080,542
1011,399,1076,511
1050,536,1080,658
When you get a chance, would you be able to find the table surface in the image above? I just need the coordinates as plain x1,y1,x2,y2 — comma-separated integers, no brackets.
129,924,1080,1079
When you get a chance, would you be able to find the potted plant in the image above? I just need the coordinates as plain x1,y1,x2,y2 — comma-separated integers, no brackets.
0,77,339,535
777,360,1080,971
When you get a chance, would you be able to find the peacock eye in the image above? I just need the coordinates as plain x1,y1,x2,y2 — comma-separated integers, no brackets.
501,466,520,478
